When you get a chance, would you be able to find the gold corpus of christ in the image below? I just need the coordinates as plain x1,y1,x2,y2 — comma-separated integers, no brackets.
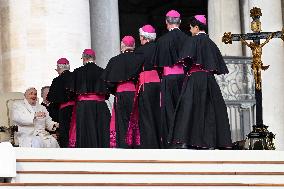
222,7,284,91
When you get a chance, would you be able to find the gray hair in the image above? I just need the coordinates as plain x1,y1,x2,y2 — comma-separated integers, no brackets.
139,28,156,41
121,42,135,52
166,16,181,25
82,54,96,60
57,64,70,71
41,86,50,97
141,35,155,42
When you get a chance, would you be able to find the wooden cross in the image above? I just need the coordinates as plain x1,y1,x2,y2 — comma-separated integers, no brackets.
222,7,283,149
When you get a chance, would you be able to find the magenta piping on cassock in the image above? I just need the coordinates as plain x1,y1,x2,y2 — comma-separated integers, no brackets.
186,64,217,76
68,105,77,148
59,101,75,110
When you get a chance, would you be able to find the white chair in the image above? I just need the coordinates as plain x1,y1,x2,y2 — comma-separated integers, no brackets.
0,92,24,145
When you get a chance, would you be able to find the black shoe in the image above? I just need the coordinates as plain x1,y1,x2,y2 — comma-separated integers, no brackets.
169,143,188,149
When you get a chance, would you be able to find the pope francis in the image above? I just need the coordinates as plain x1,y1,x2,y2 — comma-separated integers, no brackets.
11,87,59,148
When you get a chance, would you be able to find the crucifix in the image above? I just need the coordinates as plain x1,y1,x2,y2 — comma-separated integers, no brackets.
222,7,284,150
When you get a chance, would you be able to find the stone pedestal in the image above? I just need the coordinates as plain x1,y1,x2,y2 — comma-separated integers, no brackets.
0,142,16,178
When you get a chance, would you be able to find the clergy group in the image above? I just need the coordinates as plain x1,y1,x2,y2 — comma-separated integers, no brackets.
11,10,232,150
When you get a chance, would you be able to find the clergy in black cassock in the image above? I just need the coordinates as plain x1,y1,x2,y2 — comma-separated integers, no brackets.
101,36,143,148
69,49,110,148
41,86,59,136
47,58,74,148
127,25,162,149
169,15,232,149
152,10,188,148
41,86,58,124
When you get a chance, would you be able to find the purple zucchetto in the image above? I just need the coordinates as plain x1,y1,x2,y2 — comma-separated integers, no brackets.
122,36,135,47
83,49,96,57
194,15,207,25
57,58,69,65
139,24,156,40
166,10,180,18
56,58,70,69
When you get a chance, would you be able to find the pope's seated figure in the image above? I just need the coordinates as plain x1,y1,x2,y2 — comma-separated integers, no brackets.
11,87,59,148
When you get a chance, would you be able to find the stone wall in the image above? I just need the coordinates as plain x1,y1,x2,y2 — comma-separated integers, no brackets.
282,0,284,23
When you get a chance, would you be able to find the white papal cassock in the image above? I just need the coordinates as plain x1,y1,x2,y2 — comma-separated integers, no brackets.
11,99,59,148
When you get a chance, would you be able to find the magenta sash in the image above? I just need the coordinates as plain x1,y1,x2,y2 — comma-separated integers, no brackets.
116,81,136,92
187,64,210,76
110,81,136,148
77,94,106,101
161,64,184,108
68,93,106,148
163,64,184,76
59,101,75,110
139,70,160,85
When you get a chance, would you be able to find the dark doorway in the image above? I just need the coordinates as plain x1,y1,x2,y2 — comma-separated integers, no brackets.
118,0,208,46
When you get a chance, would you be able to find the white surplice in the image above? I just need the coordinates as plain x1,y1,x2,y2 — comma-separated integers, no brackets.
11,99,59,148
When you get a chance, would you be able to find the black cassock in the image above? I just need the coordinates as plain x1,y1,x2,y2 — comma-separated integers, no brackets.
41,102,59,136
41,102,58,124
72,63,110,148
134,42,162,149
152,28,188,148
169,33,232,149
101,51,143,148
47,70,74,148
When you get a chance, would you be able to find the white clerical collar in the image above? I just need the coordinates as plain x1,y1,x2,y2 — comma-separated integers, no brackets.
197,31,206,35
24,98,38,114
84,61,95,65
169,27,180,31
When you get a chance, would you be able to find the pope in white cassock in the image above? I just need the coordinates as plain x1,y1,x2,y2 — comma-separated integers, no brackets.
11,87,60,148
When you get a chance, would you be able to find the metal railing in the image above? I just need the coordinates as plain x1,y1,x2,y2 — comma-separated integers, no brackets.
216,56,255,142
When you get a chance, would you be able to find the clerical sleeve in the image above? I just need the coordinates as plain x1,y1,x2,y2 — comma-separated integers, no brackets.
42,106,58,131
47,78,58,103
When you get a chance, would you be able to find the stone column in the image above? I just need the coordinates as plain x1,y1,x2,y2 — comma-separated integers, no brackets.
282,0,284,23
0,0,91,93
89,0,120,111
89,0,120,68
208,0,243,56
208,0,244,142
240,0,252,56
249,0,284,150
0,6,3,91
